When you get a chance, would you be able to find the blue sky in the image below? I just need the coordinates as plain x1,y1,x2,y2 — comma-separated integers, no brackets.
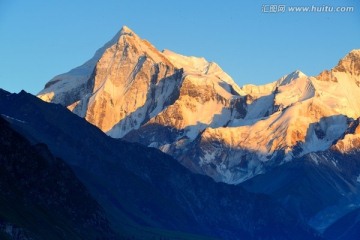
1,0,359,94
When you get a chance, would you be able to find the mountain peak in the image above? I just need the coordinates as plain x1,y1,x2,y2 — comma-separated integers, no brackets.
334,49,360,75
277,70,307,86
292,69,307,77
119,25,135,36
349,49,360,56
162,49,209,73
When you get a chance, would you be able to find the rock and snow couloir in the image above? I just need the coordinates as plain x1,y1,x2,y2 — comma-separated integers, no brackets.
38,26,360,184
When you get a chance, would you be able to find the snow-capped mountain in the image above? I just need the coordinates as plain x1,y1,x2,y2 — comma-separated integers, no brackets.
38,26,360,185
39,26,183,137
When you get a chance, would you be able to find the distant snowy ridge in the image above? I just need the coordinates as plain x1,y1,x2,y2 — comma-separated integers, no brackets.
38,26,360,184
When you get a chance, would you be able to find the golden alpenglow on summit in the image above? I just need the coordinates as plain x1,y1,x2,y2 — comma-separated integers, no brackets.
1,1,360,239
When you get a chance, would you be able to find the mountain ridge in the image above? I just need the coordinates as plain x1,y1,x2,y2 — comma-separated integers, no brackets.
6,24,360,238
0,115,114,239
37,26,360,185
0,89,321,239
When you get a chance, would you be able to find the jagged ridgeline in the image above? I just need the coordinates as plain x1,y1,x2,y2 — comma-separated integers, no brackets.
0,24,360,239
38,26,360,185
0,90,320,239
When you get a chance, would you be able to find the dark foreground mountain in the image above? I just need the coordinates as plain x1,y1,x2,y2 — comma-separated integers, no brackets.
241,150,360,232
0,89,321,239
324,207,360,240
0,116,113,239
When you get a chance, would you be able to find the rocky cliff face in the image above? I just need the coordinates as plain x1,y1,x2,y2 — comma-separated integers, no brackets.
38,26,360,185
39,26,183,137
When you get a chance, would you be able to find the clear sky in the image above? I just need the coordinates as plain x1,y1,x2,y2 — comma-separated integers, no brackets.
1,0,359,94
